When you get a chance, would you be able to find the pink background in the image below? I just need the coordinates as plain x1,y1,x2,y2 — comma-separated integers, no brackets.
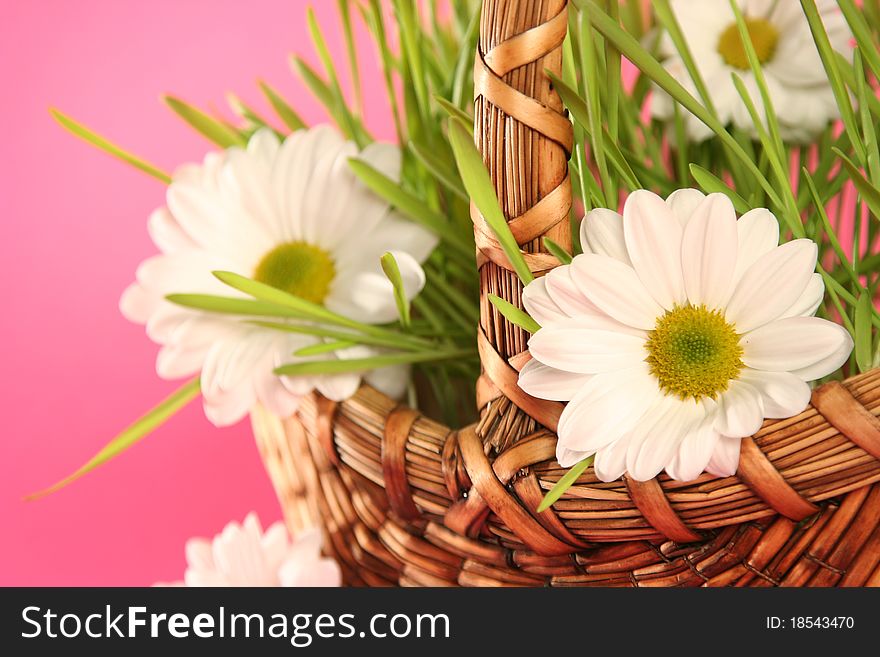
2,0,395,585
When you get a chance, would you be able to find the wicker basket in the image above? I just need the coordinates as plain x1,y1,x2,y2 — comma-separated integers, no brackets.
252,0,880,587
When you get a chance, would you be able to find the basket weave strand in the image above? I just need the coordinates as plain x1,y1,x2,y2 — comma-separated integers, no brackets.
252,0,880,586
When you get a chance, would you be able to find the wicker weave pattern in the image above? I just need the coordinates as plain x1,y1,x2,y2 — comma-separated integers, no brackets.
254,393,880,585
252,0,880,586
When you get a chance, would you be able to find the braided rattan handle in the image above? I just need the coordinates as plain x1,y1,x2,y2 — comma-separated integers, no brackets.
472,0,571,430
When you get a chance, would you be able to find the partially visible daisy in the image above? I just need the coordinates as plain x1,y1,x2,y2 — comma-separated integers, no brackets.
520,189,852,482
651,0,851,142
156,513,341,587
121,126,437,426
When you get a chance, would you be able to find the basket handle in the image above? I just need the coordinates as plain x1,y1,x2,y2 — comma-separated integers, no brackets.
472,0,572,426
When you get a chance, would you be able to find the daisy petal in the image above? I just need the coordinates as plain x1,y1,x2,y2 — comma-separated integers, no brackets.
740,316,853,373
592,436,630,482
714,380,764,437
286,527,324,564
255,371,303,419
623,190,687,309
148,207,196,253
779,273,823,319
184,569,229,587
156,344,205,379
790,331,854,382
556,364,660,455
733,208,779,283
359,141,402,180
528,325,646,374
260,522,291,572
665,188,706,226
705,436,743,478
627,397,704,481
579,208,631,264
669,410,720,482
522,277,568,326
680,193,737,309
739,369,811,419
363,364,410,399
280,558,342,588
119,282,156,324
556,446,593,469
246,127,280,165
543,266,602,317
315,373,361,401
725,239,817,332
185,539,216,571
517,359,591,401
202,385,255,427
570,253,664,330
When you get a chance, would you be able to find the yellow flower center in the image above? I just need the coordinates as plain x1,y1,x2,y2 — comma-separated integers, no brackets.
717,17,779,70
645,305,744,400
253,241,336,305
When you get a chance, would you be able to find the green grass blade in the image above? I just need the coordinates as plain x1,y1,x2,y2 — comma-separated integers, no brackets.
434,95,473,124
689,164,750,214
855,290,873,372
214,270,361,327
291,56,371,145
257,79,307,132
250,320,425,352
165,293,305,319
488,294,541,334
425,268,480,325
729,73,802,235
409,142,468,201
363,0,405,143
835,148,880,221
448,118,533,284
212,271,435,350
620,0,645,39
380,252,412,328
838,0,880,83
393,0,430,120
50,109,172,183
728,0,786,160
603,0,622,142
578,9,614,207
537,456,594,512
275,348,475,375
543,238,573,265
854,51,880,186
226,93,282,137
306,7,366,147
163,95,246,148
294,340,358,357
27,378,200,499
835,51,880,119
450,9,480,108
652,0,717,114
802,170,861,289
800,0,865,163
337,0,364,113
577,0,783,209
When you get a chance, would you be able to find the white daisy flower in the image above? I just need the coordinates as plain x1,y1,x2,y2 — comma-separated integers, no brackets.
157,513,341,587
121,126,437,426
519,189,853,482
651,0,851,142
